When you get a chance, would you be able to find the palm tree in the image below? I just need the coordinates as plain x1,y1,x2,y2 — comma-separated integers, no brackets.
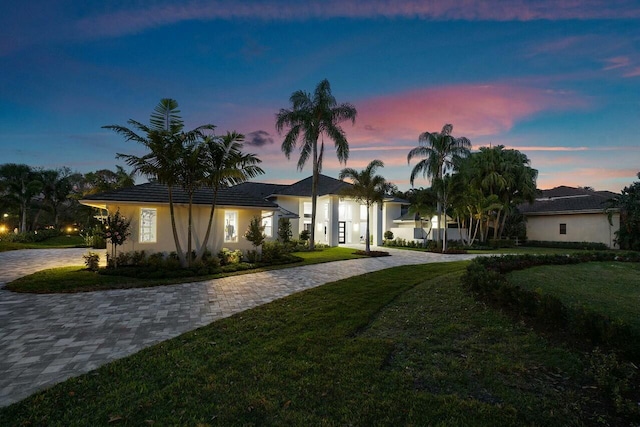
468,145,537,240
195,132,264,262
106,98,215,267
406,187,438,246
407,124,470,248
339,159,391,254
0,163,43,233
40,167,73,229
276,79,357,250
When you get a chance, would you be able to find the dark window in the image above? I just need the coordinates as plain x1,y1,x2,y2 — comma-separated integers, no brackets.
400,205,409,216
559,223,567,235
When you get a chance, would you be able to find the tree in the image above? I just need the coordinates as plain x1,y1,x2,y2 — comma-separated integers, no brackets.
40,167,73,228
195,132,264,262
339,159,392,254
81,166,135,196
607,172,640,250
276,79,357,250
0,163,43,232
277,217,292,243
408,124,470,248
405,187,437,245
467,146,537,240
244,215,266,250
107,98,215,267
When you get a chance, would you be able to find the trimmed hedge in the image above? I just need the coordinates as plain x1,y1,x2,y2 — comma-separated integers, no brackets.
524,240,609,251
462,252,640,360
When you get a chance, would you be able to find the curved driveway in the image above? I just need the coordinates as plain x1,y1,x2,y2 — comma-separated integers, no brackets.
0,247,477,407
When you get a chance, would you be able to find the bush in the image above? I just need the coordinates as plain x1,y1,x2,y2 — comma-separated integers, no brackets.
261,241,285,263
278,218,292,243
462,253,640,359
83,252,100,272
383,230,394,240
488,239,516,248
524,240,609,250
1,228,61,243
299,229,310,242
218,248,242,265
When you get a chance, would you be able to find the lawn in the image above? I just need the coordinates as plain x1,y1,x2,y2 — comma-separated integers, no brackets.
5,247,366,293
1,262,632,426
0,235,86,252
508,261,640,330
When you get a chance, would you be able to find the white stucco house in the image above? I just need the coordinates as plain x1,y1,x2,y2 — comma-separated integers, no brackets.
80,174,411,255
518,186,620,248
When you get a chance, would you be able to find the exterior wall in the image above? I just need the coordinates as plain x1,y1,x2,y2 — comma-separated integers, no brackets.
102,202,270,256
525,212,620,248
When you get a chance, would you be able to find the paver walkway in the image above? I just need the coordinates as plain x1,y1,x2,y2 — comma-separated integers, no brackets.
0,246,477,407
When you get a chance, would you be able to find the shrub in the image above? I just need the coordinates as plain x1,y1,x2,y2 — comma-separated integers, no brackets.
299,229,310,242
244,216,266,249
278,218,292,243
218,248,242,265
261,241,285,263
488,239,516,248
384,230,394,240
462,253,640,359
524,240,609,251
83,252,100,272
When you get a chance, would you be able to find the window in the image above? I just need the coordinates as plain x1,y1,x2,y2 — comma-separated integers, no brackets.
224,211,238,242
261,211,272,237
140,208,157,243
559,223,567,235
303,202,312,218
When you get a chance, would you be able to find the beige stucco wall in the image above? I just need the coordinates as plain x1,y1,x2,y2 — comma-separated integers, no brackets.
101,202,270,256
525,212,620,248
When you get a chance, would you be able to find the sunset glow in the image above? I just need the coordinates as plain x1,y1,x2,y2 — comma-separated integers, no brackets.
2,1,639,193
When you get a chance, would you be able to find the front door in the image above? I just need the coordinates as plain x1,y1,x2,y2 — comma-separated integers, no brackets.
338,221,346,244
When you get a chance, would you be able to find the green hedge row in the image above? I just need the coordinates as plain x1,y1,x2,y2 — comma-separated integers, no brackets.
462,253,640,360
523,240,610,250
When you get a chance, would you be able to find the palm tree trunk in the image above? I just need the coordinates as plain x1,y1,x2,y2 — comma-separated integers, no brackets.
310,149,319,251
195,189,218,262
365,204,370,253
187,192,193,267
493,209,502,240
167,187,187,267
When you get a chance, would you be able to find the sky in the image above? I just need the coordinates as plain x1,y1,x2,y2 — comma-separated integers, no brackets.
2,0,640,193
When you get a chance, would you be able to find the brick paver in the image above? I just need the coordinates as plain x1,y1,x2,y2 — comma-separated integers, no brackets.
0,246,477,407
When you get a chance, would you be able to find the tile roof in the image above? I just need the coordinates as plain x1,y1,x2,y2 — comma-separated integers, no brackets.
272,174,353,197
518,186,618,215
81,182,279,209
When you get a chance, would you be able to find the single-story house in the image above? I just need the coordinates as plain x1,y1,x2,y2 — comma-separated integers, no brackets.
80,174,411,255
518,186,620,248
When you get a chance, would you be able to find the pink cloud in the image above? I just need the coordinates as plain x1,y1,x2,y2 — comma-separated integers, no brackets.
74,1,640,39
603,56,631,70
348,83,586,146
623,67,640,78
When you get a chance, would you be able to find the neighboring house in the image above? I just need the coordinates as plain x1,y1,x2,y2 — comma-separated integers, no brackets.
80,174,409,254
518,186,620,248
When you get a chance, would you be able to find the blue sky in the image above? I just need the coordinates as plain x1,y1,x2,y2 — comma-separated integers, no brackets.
2,0,639,192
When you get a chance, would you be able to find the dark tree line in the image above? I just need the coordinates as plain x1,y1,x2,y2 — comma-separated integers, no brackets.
0,163,135,233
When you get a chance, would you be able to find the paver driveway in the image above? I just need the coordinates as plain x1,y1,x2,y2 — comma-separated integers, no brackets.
0,246,477,407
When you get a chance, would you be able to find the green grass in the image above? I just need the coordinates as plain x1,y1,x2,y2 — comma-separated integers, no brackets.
0,262,629,426
508,262,640,330
6,247,366,293
0,235,86,252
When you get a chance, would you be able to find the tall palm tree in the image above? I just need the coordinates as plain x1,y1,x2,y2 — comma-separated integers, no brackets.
106,98,215,267
276,79,357,250
195,132,264,262
408,124,470,247
339,159,391,254
0,163,43,233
